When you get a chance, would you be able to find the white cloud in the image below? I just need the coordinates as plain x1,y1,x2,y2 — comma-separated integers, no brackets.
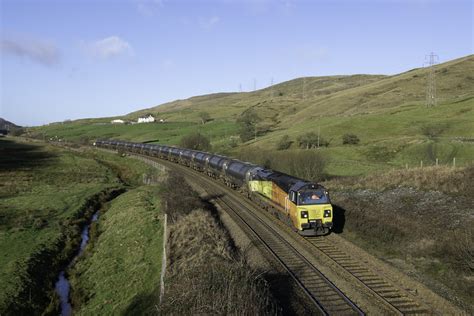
1,37,60,66
83,36,133,59
199,16,221,29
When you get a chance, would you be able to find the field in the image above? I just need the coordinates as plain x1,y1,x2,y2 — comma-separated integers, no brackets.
0,138,162,314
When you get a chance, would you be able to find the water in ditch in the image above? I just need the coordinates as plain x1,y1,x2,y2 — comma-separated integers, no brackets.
55,211,100,316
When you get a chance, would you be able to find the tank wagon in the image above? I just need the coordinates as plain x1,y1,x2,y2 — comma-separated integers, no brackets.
94,139,333,236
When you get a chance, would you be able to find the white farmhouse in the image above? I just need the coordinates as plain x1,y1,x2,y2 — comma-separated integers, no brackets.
111,119,125,124
137,115,155,123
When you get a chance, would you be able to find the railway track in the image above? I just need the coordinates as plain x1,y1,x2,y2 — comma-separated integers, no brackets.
303,237,431,315
129,152,435,315
135,154,364,315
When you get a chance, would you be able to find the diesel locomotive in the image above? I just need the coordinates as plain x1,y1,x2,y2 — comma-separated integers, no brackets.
94,139,333,236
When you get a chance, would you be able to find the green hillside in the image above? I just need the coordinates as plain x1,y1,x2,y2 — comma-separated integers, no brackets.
31,55,474,176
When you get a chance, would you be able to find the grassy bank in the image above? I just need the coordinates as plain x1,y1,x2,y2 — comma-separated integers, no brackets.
325,166,474,312
0,139,124,313
69,186,163,315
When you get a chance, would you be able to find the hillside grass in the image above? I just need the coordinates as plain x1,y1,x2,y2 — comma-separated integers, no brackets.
69,186,163,315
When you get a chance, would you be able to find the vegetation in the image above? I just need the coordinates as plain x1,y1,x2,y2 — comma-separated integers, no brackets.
0,139,122,313
0,139,163,314
69,186,163,315
237,109,261,142
179,132,211,151
198,111,211,124
296,132,329,149
160,173,279,315
342,133,360,145
276,134,292,150
239,149,327,181
326,166,474,312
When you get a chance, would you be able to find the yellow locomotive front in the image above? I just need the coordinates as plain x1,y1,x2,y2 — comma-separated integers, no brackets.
292,185,333,236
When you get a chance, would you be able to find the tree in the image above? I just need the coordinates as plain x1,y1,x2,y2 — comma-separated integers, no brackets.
237,109,261,142
297,132,329,149
179,132,211,151
276,135,292,150
198,112,211,125
342,133,360,145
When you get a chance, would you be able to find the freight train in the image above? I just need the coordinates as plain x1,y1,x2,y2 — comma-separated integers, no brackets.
94,139,333,236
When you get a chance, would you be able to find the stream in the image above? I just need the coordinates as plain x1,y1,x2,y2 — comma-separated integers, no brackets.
55,211,100,316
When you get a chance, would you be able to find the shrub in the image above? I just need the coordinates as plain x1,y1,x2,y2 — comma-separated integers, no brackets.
420,123,448,139
342,133,360,145
297,132,329,149
198,112,211,124
276,135,292,150
179,132,211,151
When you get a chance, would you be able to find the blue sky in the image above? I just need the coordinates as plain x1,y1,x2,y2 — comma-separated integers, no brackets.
1,0,472,126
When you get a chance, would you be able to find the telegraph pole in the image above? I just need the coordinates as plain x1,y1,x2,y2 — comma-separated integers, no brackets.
425,52,439,107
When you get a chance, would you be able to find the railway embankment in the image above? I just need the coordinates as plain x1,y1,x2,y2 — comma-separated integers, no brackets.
159,172,280,315
326,166,474,313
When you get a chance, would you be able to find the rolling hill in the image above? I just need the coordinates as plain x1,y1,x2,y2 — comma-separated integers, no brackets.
32,54,474,176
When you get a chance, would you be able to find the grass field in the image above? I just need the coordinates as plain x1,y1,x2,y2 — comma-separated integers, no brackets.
0,139,163,314
0,138,123,313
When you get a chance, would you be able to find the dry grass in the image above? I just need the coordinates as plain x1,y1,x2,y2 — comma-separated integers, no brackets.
160,173,279,315
329,165,474,312
328,165,474,196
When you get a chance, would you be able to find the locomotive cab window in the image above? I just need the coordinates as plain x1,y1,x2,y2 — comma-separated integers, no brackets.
298,189,329,205
289,191,297,203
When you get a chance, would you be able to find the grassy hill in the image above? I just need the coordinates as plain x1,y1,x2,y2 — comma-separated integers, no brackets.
31,55,474,176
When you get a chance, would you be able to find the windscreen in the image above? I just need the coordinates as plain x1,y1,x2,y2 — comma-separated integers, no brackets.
298,188,329,205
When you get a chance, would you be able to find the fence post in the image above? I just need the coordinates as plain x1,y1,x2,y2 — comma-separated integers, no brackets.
453,157,456,168
420,160,423,168
405,163,408,170
159,213,168,306
436,158,438,166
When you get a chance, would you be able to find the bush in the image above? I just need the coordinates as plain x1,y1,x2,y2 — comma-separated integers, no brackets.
238,149,328,182
297,132,329,149
276,135,292,150
179,132,211,151
198,112,211,124
342,133,360,145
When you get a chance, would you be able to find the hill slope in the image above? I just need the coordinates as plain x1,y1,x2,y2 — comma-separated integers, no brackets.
32,55,474,175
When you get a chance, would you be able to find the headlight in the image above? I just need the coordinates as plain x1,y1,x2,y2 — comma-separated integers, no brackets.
301,210,308,219
324,210,331,218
